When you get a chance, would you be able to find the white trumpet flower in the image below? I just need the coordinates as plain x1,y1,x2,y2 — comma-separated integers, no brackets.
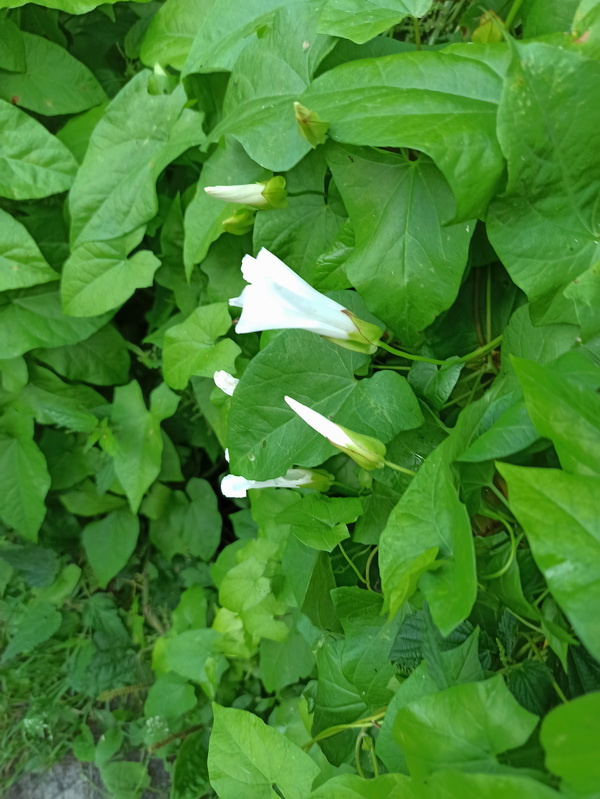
204,176,287,209
220,468,333,498
213,370,239,397
229,248,382,354
284,396,387,470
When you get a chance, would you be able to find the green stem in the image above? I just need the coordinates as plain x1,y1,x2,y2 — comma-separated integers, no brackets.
364,546,378,592
485,265,493,345
482,525,520,580
506,608,545,635
377,335,502,367
504,0,523,30
372,364,412,371
370,744,380,778
551,678,569,704
287,190,324,197
382,459,417,477
354,733,366,779
301,710,387,750
338,542,367,584
412,16,421,50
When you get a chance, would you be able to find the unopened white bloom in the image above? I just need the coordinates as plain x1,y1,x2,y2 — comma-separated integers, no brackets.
284,396,354,450
285,396,387,470
229,248,381,353
204,176,287,210
221,468,332,498
213,370,239,396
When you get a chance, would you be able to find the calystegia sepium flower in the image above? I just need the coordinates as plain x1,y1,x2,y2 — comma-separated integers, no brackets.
220,468,333,498
284,396,387,471
204,176,287,209
229,248,382,354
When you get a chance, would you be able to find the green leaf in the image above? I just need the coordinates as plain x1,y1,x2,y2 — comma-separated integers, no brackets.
183,478,222,561
0,544,59,587
33,324,130,386
318,0,433,44
541,692,600,795
1,601,61,662
82,509,140,589
160,628,222,682
309,773,416,799
498,464,600,663
228,329,423,480
20,364,103,432
259,614,315,691
393,675,538,777
253,149,345,284
0,18,25,72
277,494,362,551
0,0,153,11
172,730,211,799
512,357,600,477
208,704,320,799
332,587,402,707
506,659,554,716
183,136,268,275
377,629,483,772
61,235,161,317
109,381,180,512
162,303,240,390
0,410,50,540
303,46,509,219
487,42,600,323
0,208,58,291
521,0,580,37
56,103,106,164
219,557,271,612
312,637,368,764
458,400,538,463
182,0,291,75
140,0,205,70
0,97,77,200
172,585,208,633
312,218,354,290
144,672,197,718
423,625,484,691
380,445,476,635
0,32,106,116
417,770,565,799
69,71,205,247
0,284,111,359
60,480,127,517
99,762,150,799
209,2,336,171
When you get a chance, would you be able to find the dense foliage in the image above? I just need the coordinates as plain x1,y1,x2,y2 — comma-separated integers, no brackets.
1,0,600,797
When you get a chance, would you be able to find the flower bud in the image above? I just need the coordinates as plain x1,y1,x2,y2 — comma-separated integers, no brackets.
204,176,287,210
223,208,256,235
294,102,328,148
284,396,387,470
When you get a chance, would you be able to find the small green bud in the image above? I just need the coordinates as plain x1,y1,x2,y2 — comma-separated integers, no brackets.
294,101,329,148
223,208,256,235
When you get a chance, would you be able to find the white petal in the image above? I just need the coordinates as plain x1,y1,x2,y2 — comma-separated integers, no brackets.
284,396,354,450
204,184,268,207
213,370,239,396
232,249,356,339
220,468,317,498
220,474,254,497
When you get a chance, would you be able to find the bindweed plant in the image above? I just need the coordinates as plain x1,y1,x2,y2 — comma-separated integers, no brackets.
1,0,600,797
